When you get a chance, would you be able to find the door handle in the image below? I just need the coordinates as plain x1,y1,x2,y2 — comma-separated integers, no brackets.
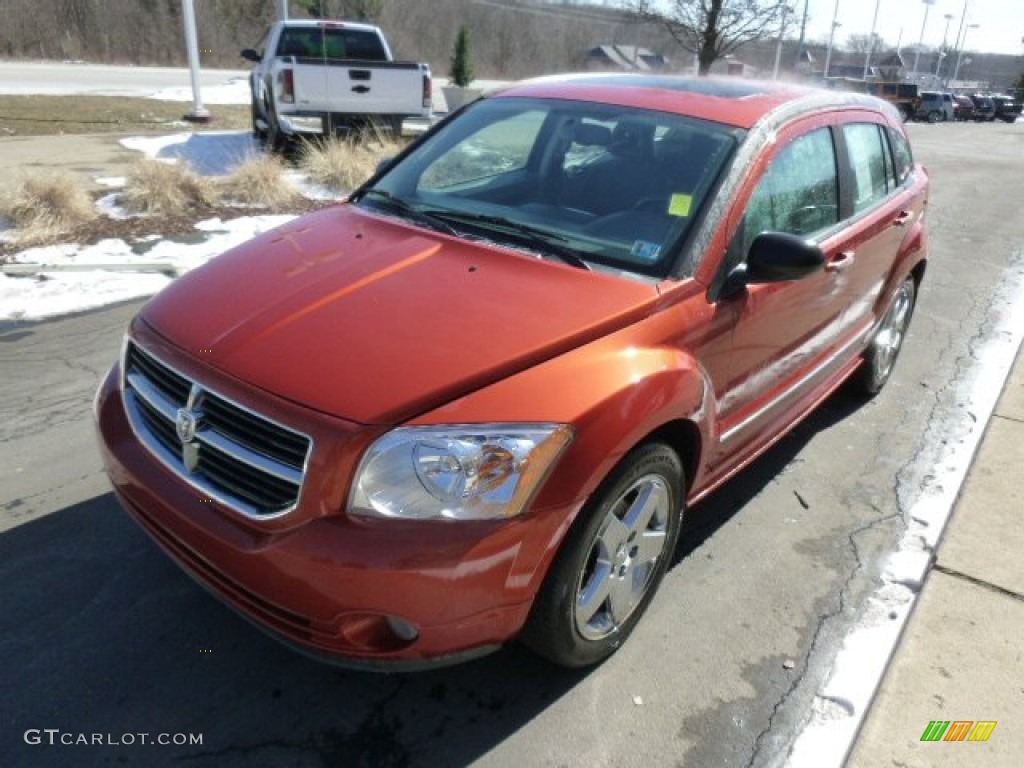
825,250,855,272
893,210,913,227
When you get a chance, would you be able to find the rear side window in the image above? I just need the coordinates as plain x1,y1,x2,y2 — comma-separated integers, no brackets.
277,27,388,61
888,128,913,185
842,123,891,213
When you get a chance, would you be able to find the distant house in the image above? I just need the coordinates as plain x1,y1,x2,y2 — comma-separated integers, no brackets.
706,57,760,78
823,50,905,80
873,51,906,81
584,44,669,72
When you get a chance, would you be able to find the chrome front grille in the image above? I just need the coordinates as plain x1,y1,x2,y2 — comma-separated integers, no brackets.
122,342,312,519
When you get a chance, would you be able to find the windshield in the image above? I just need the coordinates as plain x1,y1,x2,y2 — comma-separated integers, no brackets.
357,97,740,278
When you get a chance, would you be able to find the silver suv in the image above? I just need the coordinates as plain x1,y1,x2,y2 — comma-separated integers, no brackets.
916,91,955,122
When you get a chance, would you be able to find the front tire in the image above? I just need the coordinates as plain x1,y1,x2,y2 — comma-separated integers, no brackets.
521,442,684,668
854,276,917,395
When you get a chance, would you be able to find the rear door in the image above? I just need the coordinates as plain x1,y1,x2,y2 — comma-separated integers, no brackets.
833,117,925,341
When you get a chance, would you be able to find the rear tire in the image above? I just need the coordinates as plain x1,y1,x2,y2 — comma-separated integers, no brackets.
521,442,684,668
853,276,917,396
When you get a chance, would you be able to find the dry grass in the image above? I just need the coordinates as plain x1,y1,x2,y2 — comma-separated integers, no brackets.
121,157,215,216
217,154,298,208
0,171,97,247
298,133,402,193
0,94,250,137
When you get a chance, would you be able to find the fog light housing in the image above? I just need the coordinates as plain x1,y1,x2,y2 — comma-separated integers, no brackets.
386,615,419,643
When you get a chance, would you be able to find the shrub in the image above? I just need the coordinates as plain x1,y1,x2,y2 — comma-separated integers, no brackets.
298,133,400,194
218,154,298,208
0,171,96,247
121,157,214,216
449,25,475,88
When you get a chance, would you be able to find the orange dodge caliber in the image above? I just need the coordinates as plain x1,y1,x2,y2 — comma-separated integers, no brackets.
96,75,928,669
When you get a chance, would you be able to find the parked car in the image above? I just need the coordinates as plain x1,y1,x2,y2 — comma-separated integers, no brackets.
968,94,996,121
952,94,976,121
241,19,432,149
915,91,955,122
863,80,919,122
990,94,1023,123
96,76,929,670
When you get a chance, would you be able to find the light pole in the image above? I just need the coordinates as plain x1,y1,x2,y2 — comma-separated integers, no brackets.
912,0,936,79
181,0,210,123
862,0,883,80
772,4,792,80
934,13,955,83
824,21,842,80
952,23,979,85
823,0,841,80
949,0,970,86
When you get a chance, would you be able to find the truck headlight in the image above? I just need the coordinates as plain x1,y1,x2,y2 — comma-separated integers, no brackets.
350,424,573,521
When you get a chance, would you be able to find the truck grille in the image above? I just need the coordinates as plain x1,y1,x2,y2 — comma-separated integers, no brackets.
121,341,312,519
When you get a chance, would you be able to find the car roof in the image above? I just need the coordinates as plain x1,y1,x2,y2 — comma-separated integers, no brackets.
492,74,899,130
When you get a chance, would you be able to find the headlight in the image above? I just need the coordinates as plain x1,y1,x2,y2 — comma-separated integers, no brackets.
350,424,573,521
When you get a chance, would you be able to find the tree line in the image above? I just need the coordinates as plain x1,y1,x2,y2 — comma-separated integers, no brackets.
1,0,1019,90
0,0,661,78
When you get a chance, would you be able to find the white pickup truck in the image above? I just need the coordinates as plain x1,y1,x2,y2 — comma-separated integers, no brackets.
241,20,432,147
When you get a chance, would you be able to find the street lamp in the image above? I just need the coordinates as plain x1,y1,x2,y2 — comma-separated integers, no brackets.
824,20,842,80
934,13,955,82
912,0,936,79
822,0,841,80
773,4,792,80
952,23,980,85
862,0,883,80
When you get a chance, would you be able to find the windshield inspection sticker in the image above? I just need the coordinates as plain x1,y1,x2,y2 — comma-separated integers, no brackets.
631,240,661,263
668,193,693,217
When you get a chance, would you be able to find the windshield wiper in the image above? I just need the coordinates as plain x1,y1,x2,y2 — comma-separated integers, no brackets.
423,210,591,271
356,189,459,236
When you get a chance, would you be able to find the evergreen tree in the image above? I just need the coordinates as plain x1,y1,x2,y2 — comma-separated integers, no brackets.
449,25,474,87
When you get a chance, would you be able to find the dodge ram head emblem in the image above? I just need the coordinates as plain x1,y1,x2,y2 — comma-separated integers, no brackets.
175,408,198,444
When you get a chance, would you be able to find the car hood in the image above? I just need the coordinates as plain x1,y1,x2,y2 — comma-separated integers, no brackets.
141,205,660,424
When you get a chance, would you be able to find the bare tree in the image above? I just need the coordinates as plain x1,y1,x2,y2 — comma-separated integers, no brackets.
845,33,886,55
633,0,787,76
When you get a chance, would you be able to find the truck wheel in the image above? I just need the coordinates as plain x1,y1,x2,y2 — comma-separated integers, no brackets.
899,105,912,123
927,110,941,124
251,99,266,140
521,442,684,668
389,116,405,139
261,100,286,154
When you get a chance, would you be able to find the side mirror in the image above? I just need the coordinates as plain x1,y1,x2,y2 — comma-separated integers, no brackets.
375,156,395,175
240,49,261,63
721,231,824,297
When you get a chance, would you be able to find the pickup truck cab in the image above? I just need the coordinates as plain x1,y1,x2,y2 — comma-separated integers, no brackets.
241,20,432,147
96,75,928,670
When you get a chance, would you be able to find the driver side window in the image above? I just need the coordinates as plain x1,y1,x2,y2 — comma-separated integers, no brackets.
737,127,839,258
720,128,839,286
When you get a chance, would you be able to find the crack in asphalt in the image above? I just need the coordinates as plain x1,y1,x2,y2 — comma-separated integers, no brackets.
743,272,1002,766
744,506,902,768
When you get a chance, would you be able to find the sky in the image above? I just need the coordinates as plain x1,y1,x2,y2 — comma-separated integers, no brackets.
800,0,1024,56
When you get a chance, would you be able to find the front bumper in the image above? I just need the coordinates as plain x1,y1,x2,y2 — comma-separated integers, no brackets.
94,344,576,668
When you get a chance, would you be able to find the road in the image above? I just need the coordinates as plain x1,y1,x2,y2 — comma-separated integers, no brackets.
2,121,1023,768
0,61,248,99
